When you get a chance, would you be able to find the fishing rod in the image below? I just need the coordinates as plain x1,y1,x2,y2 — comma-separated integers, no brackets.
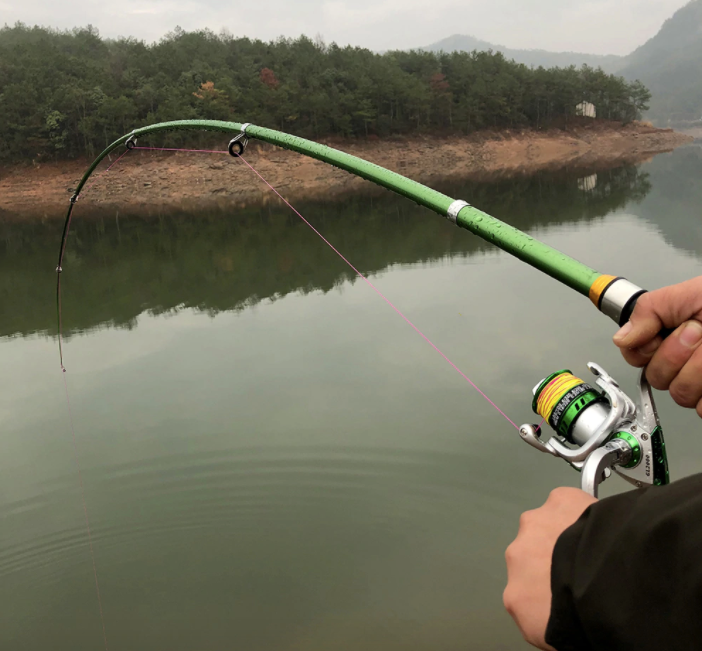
57,119,670,497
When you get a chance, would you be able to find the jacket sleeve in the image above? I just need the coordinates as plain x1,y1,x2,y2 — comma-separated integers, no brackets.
545,473,702,651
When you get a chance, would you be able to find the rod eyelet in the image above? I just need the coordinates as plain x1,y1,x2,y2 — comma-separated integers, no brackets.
228,134,248,157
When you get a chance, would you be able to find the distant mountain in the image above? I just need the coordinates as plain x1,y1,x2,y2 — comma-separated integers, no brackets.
421,34,625,73
422,1,702,124
618,0,702,124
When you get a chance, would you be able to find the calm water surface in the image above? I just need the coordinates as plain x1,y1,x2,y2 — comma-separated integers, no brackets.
2,145,702,650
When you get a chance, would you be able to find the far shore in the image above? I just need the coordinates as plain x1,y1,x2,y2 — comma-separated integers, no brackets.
0,120,693,218
680,126,702,141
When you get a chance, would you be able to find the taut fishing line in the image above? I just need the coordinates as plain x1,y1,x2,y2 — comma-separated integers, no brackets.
57,143,521,427
54,120,673,644
55,141,519,648
232,153,521,430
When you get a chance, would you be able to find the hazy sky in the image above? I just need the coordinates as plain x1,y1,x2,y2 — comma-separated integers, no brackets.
0,0,690,55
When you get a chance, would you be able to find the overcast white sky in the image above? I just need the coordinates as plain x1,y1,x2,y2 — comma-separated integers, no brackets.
0,0,690,55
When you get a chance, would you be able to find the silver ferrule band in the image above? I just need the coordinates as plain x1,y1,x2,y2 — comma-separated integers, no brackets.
240,123,251,134
447,200,470,224
600,278,645,325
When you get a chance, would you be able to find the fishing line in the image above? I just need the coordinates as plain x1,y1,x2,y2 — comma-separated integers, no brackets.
132,146,229,154
54,143,518,645
79,143,520,428
57,151,131,650
234,154,520,430
57,148,131,369
536,373,585,423
51,119,661,643
533,370,601,437
61,371,110,651
77,149,132,203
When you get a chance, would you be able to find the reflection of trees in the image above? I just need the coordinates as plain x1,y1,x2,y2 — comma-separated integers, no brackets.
635,146,702,257
0,165,651,338
436,164,651,229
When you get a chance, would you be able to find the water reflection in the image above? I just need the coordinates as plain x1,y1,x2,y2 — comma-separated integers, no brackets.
2,151,702,651
0,165,651,339
635,144,702,257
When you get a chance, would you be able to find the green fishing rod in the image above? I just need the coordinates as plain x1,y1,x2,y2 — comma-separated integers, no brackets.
58,119,640,320
56,119,670,496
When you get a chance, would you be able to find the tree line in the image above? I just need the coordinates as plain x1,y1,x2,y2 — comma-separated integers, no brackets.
0,24,651,162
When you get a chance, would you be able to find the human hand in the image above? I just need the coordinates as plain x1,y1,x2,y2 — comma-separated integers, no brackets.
504,487,597,650
613,277,702,416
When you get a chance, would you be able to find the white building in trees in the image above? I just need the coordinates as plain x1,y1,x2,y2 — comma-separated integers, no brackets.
576,101,597,118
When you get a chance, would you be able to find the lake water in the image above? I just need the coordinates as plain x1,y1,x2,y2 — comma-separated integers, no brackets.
2,145,702,650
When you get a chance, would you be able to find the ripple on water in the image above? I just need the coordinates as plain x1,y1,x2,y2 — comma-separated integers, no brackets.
0,445,513,585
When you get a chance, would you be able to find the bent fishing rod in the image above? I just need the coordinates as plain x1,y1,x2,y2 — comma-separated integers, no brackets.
56,119,670,497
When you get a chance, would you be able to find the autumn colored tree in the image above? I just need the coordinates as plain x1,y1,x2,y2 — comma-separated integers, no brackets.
192,81,231,120
259,68,279,89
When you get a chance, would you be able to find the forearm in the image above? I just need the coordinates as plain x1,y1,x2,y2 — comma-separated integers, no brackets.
547,474,702,651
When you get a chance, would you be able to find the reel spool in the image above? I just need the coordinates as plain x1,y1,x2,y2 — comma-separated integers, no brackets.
519,363,669,497
533,370,608,446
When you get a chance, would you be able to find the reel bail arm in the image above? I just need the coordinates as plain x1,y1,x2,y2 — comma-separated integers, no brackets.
520,365,669,497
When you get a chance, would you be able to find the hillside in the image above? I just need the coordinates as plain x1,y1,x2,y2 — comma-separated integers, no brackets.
618,0,702,124
422,34,625,73
0,25,650,163
423,2,702,125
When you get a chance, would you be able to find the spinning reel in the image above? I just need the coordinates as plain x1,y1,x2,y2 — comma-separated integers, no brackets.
519,364,669,497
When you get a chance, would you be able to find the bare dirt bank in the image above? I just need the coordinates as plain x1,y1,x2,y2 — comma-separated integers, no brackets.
680,127,702,142
0,120,692,217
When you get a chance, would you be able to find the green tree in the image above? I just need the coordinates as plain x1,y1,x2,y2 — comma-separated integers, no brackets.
0,23,653,162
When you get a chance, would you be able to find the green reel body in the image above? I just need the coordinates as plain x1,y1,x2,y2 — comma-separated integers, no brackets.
520,363,669,496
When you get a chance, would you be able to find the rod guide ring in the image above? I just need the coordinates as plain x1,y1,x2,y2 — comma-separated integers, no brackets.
228,132,249,157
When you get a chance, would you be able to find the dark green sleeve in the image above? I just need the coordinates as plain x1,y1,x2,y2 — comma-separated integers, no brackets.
546,473,702,651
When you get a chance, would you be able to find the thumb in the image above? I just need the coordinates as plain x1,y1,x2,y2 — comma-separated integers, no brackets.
613,278,702,349
613,292,664,349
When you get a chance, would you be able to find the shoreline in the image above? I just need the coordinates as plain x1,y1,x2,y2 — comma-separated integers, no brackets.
680,127,702,142
0,120,692,218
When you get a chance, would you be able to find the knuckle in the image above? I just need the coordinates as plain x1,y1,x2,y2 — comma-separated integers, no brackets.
646,367,671,391
549,487,566,501
669,382,698,408
696,401,702,419
622,352,647,368
502,587,516,615
621,347,647,368
638,337,661,356
548,486,574,504
505,543,517,563
519,510,534,527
